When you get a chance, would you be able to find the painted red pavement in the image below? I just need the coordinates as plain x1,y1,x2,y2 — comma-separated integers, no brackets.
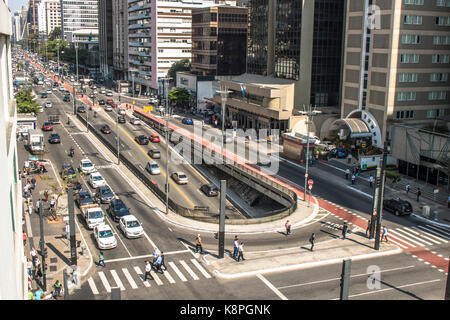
27,56,448,274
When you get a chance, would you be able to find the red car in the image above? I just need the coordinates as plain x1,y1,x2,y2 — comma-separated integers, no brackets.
101,125,111,134
106,99,114,105
150,134,160,143
110,103,117,108
42,122,54,131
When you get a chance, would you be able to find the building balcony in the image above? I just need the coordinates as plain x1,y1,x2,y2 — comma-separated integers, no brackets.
128,3,151,13
129,41,151,48
129,23,151,30
129,32,151,38
129,13,151,21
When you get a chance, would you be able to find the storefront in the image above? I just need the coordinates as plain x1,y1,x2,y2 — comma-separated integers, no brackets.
282,132,318,164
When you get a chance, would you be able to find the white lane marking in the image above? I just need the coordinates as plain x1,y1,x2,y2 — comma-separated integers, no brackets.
133,266,151,287
387,234,416,248
393,228,433,246
98,271,111,293
104,250,190,263
191,259,212,279
388,238,409,249
402,227,442,244
169,261,188,282
143,231,158,250
257,274,288,301
88,277,99,295
110,270,125,291
412,226,450,242
424,224,450,238
151,269,164,286
162,269,176,284
389,230,425,247
122,268,138,289
180,260,199,280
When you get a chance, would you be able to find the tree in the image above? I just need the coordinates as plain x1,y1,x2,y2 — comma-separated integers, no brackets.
168,88,191,109
48,27,61,41
167,59,191,86
15,88,41,114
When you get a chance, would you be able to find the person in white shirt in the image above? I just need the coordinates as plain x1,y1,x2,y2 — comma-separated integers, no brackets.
369,175,374,188
237,242,245,262
144,261,153,281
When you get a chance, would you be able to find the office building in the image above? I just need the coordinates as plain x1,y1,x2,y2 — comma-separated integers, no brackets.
12,12,23,43
27,0,40,35
60,0,98,42
99,0,113,80
112,0,128,81
45,0,61,36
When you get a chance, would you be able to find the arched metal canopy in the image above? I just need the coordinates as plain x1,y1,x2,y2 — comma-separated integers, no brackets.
333,118,372,138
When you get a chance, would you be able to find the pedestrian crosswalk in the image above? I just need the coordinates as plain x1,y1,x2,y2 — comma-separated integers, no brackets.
88,258,212,295
387,224,449,249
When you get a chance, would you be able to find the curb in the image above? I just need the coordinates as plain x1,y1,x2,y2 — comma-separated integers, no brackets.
211,247,402,279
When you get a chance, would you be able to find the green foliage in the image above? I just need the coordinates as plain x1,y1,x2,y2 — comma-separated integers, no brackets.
168,88,191,108
15,88,41,114
48,27,61,41
167,59,191,85
386,169,401,182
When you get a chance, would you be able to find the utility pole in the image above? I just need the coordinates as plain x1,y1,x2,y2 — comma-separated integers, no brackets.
217,87,231,149
340,259,352,300
218,180,227,258
117,82,121,165
374,141,389,250
75,43,79,83
298,105,321,203
68,187,77,265
164,77,172,215
38,205,47,291
445,257,450,300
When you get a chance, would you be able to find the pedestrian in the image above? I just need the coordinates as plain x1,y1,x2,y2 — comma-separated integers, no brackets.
406,184,410,195
381,227,388,242
154,254,163,273
237,242,245,262
448,195,450,209
34,288,44,300
347,153,352,164
143,260,153,281
30,247,37,264
50,197,56,210
53,280,62,299
35,199,40,214
232,236,239,260
23,232,27,246
285,220,291,236
27,288,34,300
28,204,33,216
369,175,374,188
159,252,167,271
351,174,356,185
44,190,49,202
31,177,36,190
26,258,33,278
342,222,348,240
35,266,43,285
152,247,160,264
365,220,371,237
34,256,41,271
195,234,203,254
98,252,106,267
309,233,316,251
64,223,70,240
345,168,350,180
416,188,421,202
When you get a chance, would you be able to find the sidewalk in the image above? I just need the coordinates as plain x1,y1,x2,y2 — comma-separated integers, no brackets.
203,231,400,279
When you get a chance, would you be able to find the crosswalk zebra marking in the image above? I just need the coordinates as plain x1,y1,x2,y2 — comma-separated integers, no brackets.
133,266,151,287
191,259,211,279
122,268,138,289
88,277,99,295
151,270,164,286
169,262,188,282
111,270,125,291
180,260,199,280
162,269,176,284
98,272,111,293
387,238,408,249
393,228,433,246
424,225,450,239
389,230,426,247
413,226,449,242
402,227,442,244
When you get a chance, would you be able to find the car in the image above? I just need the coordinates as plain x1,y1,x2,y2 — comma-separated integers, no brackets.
48,133,61,144
119,215,144,238
63,95,70,102
104,105,112,111
329,147,348,159
200,184,219,197
149,97,158,104
42,122,53,131
101,125,112,134
108,198,130,222
64,90,71,96
223,134,233,144
60,163,76,180
79,158,96,174
383,198,413,216
117,115,126,123
89,172,106,188
106,99,114,105
59,86,65,91
75,189,94,207
89,93,95,99
53,82,58,87
110,103,117,108
93,90,98,94
145,161,160,175
94,185,115,204
182,117,193,125
135,135,149,145
98,99,105,105
100,89,106,94
94,224,117,250
118,108,126,115
52,87,58,91
171,172,188,184
106,91,113,96
130,118,141,125
41,93,48,98
150,134,160,143
320,141,336,151
46,89,52,94
77,105,86,113
45,101,53,108
147,149,161,159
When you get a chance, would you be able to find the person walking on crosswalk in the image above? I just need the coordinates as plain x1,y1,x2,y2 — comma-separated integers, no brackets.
98,252,106,267
381,227,389,243
369,175,374,188
195,234,203,254
237,242,245,262
406,184,410,195
144,261,153,281
342,222,348,240
309,233,316,251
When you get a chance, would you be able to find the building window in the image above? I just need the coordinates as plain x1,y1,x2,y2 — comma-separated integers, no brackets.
427,109,445,118
403,15,422,25
428,91,447,100
436,0,450,7
433,35,450,45
400,53,420,63
430,73,448,82
436,16,450,26
404,0,423,4
401,34,422,44
397,91,417,101
396,110,415,119
432,54,450,63
398,73,418,83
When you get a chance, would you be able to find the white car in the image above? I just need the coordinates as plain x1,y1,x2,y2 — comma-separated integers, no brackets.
100,89,106,94
320,141,336,151
94,224,117,250
46,89,52,94
52,87,57,91
145,161,160,175
130,118,141,125
59,86,65,91
80,158,96,174
93,90,98,94
104,105,112,111
118,108,126,116
89,172,106,188
106,91,113,96
45,101,53,108
119,215,144,238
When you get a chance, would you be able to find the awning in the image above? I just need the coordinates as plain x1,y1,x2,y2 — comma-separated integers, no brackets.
334,118,372,138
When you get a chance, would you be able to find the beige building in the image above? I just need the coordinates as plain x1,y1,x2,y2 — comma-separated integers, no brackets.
340,0,450,148
45,0,60,36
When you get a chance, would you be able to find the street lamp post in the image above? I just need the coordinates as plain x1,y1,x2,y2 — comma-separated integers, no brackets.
163,77,172,215
116,83,121,165
75,43,79,83
217,87,232,138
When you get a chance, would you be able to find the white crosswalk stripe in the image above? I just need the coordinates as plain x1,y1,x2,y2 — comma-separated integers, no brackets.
88,277,99,295
180,260,199,280
388,233,416,248
98,272,111,293
169,262,188,282
393,228,433,246
122,268,138,289
191,259,211,279
133,266,151,287
413,226,449,243
151,270,164,286
387,238,408,249
162,269,176,284
424,225,450,239
111,270,125,291
401,227,442,244
389,230,426,247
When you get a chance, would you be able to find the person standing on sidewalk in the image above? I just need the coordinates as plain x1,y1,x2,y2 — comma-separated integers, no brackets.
237,242,245,262
30,247,37,264
195,234,203,254
416,188,421,202
406,184,410,196
369,175,374,188
144,261,153,281
232,236,239,260
31,177,36,190
35,199,40,214
347,153,352,164
309,233,316,251
342,222,348,240
26,258,33,278
285,220,291,236
98,252,106,267
366,219,371,237
345,168,350,180
448,195,450,208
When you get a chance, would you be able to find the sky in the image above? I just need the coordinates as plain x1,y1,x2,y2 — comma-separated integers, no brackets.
8,0,28,14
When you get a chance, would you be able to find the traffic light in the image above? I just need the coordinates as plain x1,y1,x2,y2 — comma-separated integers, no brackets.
42,247,48,258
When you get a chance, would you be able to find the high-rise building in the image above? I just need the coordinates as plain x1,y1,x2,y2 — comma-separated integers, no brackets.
37,0,47,35
60,0,99,42
45,1,61,36
112,0,128,81
27,0,40,35
12,12,23,43
191,5,248,76
99,0,113,80
339,0,450,147
0,0,25,300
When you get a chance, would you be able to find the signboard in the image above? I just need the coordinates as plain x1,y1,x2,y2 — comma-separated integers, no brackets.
132,100,135,105
143,106,153,112
308,179,314,186
308,185,313,190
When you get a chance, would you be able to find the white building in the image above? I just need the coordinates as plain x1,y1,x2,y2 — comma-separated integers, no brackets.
45,0,61,36
1,0,25,299
60,0,98,42
37,0,47,35
11,12,22,43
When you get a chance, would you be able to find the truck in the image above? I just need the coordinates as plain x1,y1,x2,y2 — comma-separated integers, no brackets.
26,129,44,154
360,154,397,170
82,206,105,229
48,109,62,124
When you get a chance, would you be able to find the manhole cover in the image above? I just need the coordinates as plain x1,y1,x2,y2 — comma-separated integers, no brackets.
50,258,57,263
49,266,57,272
